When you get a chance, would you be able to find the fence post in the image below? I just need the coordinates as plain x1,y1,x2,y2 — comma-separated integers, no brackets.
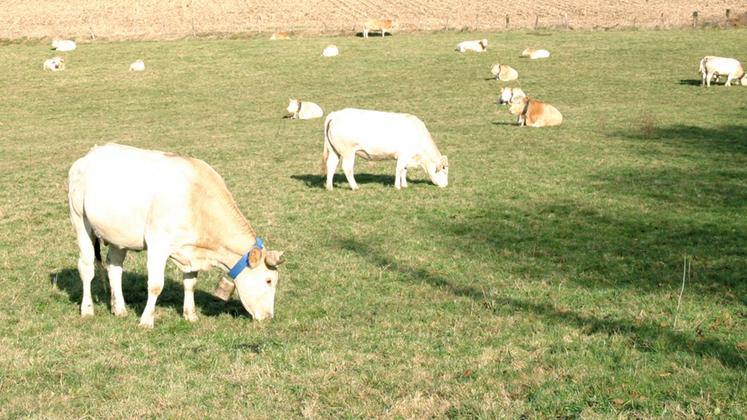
505,14,510,29
534,15,539,30
692,11,699,28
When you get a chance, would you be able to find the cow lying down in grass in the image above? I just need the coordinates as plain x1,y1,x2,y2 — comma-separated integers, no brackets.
286,99,323,120
323,108,448,190
508,96,563,127
68,143,284,327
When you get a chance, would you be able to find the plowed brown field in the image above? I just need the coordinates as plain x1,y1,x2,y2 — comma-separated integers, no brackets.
1,0,744,40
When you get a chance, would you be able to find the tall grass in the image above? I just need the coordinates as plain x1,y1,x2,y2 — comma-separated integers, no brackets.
0,28,745,417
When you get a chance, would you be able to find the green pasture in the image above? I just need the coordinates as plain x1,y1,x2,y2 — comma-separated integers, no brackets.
0,28,746,417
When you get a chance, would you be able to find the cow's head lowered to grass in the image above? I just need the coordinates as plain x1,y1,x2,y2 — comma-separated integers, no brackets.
225,241,285,321
425,155,449,188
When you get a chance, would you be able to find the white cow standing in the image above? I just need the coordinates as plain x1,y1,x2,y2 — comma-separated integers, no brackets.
68,144,284,327
699,56,746,87
323,108,449,190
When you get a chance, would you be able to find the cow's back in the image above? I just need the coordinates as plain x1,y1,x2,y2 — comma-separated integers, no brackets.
327,108,436,159
70,143,196,250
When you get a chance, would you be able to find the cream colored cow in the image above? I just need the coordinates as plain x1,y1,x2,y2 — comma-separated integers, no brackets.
68,144,285,327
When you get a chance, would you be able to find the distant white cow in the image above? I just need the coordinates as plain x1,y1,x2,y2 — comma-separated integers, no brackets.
43,56,65,71
286,99,323,120
521,48,550,59
699,56,746,87
456,39,488,53
491,63,519,81
52,39,76,52
129,59,145,72
68,144,285,327
323,108,449,190
322,45,339,57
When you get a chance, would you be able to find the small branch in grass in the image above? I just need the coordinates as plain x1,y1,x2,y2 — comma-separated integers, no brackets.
673,255,690,329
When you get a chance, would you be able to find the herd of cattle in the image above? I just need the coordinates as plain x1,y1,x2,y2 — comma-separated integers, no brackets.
45,27,746,327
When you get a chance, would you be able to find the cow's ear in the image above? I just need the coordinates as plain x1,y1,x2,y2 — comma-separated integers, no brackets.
440,155,449,168
249,248,263,267
265,251,285,268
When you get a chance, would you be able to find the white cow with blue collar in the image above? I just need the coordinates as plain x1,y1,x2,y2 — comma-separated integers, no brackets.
68,143,284,327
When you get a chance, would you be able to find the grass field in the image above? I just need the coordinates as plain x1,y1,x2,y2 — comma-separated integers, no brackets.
1,28,746,417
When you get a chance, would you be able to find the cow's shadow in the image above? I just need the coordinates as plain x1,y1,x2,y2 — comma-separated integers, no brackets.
50,267,247,319
291,173,430,189
678,79,702,86
355,32,393,38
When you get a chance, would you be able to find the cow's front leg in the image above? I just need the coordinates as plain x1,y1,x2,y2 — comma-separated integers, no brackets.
182,271,199,322
395,158,408,189
341,154,359,190
139,248,168,328
107,246,128,317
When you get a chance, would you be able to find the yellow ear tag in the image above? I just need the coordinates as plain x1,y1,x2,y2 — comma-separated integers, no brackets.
249,248,263,267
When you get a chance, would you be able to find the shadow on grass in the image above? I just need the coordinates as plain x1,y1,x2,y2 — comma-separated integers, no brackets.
291,173,429,189
336,238,747,369
615,124,747,151
50,268,247,319
678,79,702,86
354,32,393,38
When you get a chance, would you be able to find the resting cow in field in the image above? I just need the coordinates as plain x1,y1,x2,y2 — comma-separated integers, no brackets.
363,18,393,37
456,39,488,53
270,31,290,40
129,59,145,72
43,56,65,71
508,96,563,127
52,39,76,52
491,63,519,81
521,48,550,59
322,45,339,57
699,56,746,87
323,108,449,190
286,99,324,120
68,144,285,328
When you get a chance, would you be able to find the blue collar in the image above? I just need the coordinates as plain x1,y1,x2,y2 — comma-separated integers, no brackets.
228,237,264,279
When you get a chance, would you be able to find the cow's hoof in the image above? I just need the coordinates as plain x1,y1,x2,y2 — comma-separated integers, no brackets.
81,305,94,317
138,318,154,329
183,311,199,323
112,306,128,317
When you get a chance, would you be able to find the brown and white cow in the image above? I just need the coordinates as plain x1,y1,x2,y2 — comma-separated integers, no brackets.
508,96,563,127
363,19,393,38
456,39,488,53
68,143,284,327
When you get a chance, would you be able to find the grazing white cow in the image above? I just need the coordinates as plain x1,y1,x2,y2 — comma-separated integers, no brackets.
322,45,339,57
699,56,746,87
521,48,550,59
286,99,323,120
456,39,488,53
43,56,65,71
323,108,449,190
52,39,76,52
491,63,519,81
68,143,285,327
129,59,145,72
497,86,526,105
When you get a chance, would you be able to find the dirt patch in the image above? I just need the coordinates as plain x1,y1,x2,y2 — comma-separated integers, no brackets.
0,0,743,40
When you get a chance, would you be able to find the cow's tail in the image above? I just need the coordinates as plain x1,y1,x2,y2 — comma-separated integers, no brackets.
322,114,333,175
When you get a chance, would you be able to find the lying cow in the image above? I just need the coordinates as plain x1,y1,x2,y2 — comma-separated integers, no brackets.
129,59,145,72
52,39,76,52
497,86,526,105
286,99,323,120
699,56,746,87
363,18,393,37
508,96,562,127
68,143,285,327
322,45,339,57
270,31,290,40
43,56,65,71
521,48,550,59
323,108,448,190
456,39,488,53
491,64,519,81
